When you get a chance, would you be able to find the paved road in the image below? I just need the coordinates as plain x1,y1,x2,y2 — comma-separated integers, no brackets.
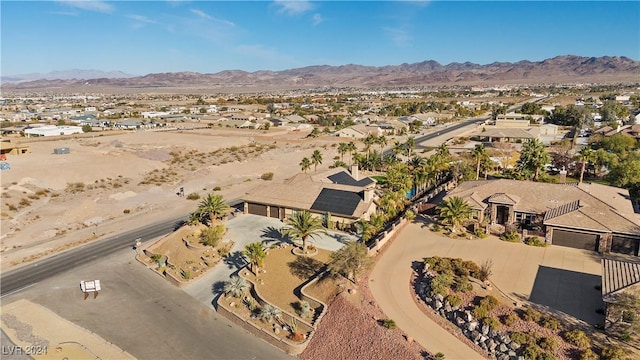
0,215,187,296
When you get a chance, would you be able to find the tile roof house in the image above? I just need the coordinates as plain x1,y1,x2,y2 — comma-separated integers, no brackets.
243,165,377,227
444,179,640,256
601,257,640,332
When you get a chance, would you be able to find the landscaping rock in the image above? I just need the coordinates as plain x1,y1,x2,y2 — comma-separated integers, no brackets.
444,302,452,313
481,324,489,335
467,321,478,332
455,316,465,327
487,339,497,351
499,343,508,353
499,334,511,344
464,310,473,322
509,342,520,351
435,294,444,302
508,350,516,357
489,329,498,338
471,330,481,343
497,354,509,360
434,300,443,310
479,335,487,344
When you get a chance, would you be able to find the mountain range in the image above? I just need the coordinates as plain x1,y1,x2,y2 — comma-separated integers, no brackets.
2,55,639,91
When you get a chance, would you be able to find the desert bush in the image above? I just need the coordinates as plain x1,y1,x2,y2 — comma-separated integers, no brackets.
430,223,442,232
578,349,598,360
562,329,591,349
453,276,473,293
472,304,489,319
381,319,397,329
260,172,274,181
522,306,542,322
123,209,131,214
181,269,191,280
187,192,200,200
482,316,501,330
480,295,499,310
599,346,628,360
510,331,539,347
500,229,520,242
19,198,32,207
217,242,232,258
296,300,314,319
539,337,557,352
65,182,86,193
525,236,547,247
539,316,561,331
463,260,482,278
474,228,488,238
477,259,493,281
213,186,221,191
430,273,454,297
501,312,519,326
446,294,462,308
435,353,445,360
200,225,226,247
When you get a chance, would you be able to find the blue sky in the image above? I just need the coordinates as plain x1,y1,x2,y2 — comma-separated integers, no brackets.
2,1,639,76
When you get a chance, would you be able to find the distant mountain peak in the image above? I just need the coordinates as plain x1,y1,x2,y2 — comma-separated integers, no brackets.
1,69,136,84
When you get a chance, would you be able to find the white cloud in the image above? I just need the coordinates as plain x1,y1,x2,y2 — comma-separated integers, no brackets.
383,27,412,48
190,8,211,20
312,13,324,26
50,10,79,16
273,0,314,16
56,1,114,13
126,14,157,24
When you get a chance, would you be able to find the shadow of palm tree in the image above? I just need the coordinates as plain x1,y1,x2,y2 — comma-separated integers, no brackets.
261,226,292,246
329,233,352,245
287,256,325,280
211,280,227,310
224,250,248,270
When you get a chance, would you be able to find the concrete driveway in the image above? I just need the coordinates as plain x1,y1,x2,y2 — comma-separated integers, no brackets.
184,214,355,308
370,217,604,359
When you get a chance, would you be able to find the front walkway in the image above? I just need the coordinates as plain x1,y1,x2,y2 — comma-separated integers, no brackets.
184,214,354,308
369,218,604,359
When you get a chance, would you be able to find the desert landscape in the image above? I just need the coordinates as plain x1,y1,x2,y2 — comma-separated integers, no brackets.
0,126,350,270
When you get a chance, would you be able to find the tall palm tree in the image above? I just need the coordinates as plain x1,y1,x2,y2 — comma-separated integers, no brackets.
338,142,349,162
362,134,377,160
405,136,416,158
471,144,490,180
223,276,249,298
392,141,406,157
346,141,357,166
376,135,388,152
282,210,326,251
436,196,471,233
577,147,595,184
243,242,267,275
194,193,230,225
311,150,323,172
516,138,550,181
300,157,311,173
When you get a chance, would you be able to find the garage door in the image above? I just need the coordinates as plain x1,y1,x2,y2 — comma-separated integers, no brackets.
552,229,599,251
611,236,640,256
269,207,281,218
247,203,268,216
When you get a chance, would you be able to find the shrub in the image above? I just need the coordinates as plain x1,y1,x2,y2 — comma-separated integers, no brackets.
19,198,31,207
472,305,489,319
296,301,314,319
181,269,191,280
260,172,274,180
435,353,445,360
500,229,520,242
479,295,499,310
521,344,544,360
446,294,462,308
186,192,200,200
562,329,591,349
539,337,557,352
599,346,628,360
482,316,501,330
381,319,397,329
123,209,131,214
525,236,547,247
213,186,221,191
510,331,539,347
430,223,442,232
453,276,473,293
578,349,598,360
501,313,519,326
522,306,542,322
430,273,454,297
462,260,481,278
200,225,226,247
477,259,493,282
474,228,488,238
539,316,561,331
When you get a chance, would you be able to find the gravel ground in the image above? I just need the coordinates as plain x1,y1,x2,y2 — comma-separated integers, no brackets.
301,274,431,360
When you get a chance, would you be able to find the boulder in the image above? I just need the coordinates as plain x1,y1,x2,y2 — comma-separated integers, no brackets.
499,343,508,353
499,334,511,344
487,339,497,351
479,335,487,344
455,316,465,327
509,342,520,351
497,354,509,360
444,302,452,313
489,329,498,338
467,321,478,332
508,350,516,357
481,324,489,335
435,293,444,302
471,330,482,342
464,310,474,322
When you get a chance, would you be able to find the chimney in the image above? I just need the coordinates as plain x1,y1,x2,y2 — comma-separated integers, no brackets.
350,164,359,180
363,188,373,202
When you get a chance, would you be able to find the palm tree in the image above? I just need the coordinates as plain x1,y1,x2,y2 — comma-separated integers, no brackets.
436,196,471,233
577,147,595,184
376,135,388,152
338,143,349,162
243,242,267,275
362,134,377,160
471,144,490,180
259,304,282,323
300,157,311,173
311,150,323,172
223,275,249,298
282,210,326,252
346,141,357,166
392,141,406,157
194,193,230,225
516,139,550,181
405,136,416,158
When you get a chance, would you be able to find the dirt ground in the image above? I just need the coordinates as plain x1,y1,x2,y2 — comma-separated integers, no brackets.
0,125,345,270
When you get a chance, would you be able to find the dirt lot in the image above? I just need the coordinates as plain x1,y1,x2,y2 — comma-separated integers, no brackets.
0,126,343,270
